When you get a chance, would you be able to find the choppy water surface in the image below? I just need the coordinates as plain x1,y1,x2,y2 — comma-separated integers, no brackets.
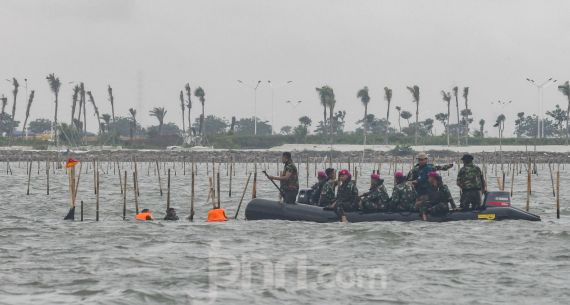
0,161,569,305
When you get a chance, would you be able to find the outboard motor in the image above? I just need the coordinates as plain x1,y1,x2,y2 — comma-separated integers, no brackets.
484,191,511,207
297,188,313,205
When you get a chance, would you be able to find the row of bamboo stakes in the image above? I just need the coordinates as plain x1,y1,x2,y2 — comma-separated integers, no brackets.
6,153,564,220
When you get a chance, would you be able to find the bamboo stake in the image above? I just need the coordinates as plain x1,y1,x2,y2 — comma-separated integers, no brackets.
229,162,233,197
118,163,123,194
189,169,195,221
46,160,50,195
156,160,163,196
134,157,140,197
526,164,531,212
252,170,257,199
133,172,139,215
80,200,84,222
510,167,515,196
93,159,97,194
216,171,221,209
234,172,252,219
556,170,560,219
26,160,31,195
167,169,171,209
123,171,127,220
306,156,309,188
548,162,556,197
96,169,100,221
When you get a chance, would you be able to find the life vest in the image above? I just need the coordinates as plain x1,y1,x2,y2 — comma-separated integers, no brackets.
136,212,153,220
207,208,228,222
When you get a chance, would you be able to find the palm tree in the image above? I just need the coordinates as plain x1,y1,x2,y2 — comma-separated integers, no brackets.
494,114,506,152
108,85,116,126
179,90,186,133
441,91,452,146
194,87,205,136
479,119,485,138
149,107,167,135
79,82,86,133
9,78,19,138
401,110,412,126
384,87,392,144
463,87,470,145
0,95,7,117
357,86,371,146
101,114,111,133
87,91,102,135
128,108,137,141
316,87,328,134
453,86,460,145
316,86,336,145
22,90,35,137
71,85,80,124
395,106,402,132
185,83,192,135
46,74,61,146
557,81,570,144
406,85,420,145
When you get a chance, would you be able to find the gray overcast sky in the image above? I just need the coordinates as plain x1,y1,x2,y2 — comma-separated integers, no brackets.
1,0,569,136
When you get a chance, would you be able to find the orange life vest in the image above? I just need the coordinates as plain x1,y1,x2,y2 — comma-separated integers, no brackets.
207,208,228,222
135,212,153,220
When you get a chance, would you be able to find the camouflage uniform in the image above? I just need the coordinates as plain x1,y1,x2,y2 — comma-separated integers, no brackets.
336,179,359,212
361,181,391,211
390,181,417,211
419,183,456,216
319,179,336,207
407,163,453,196
457,163,484,210
309,179,327,205
280,160,299,204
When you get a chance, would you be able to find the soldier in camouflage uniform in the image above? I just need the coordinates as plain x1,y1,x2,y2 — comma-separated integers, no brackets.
419,172,457,220
269,152,299,204
318,168,336,207
407,152,454,196
390,171,417,211
360,173,391,211
328,169,359,212
456,154,486,211
310,171,328,205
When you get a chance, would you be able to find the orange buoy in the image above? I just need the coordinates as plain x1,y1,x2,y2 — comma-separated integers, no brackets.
207,208,228,222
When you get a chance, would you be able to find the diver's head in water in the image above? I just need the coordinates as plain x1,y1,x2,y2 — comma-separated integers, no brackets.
164,207,179,221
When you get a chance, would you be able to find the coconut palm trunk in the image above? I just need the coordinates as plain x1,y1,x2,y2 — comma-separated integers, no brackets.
453,86,460,146
179,90,186,133
357,86,370,147
9,78,19,138
46,74,61,146
87,91,102,136
395,106,402,132
384,87,392,144
406,85,420,145
129,108,137,143
185,84,192,136
71,85,79,124
22,90,35,137
557,81,570,145
463,87,470,145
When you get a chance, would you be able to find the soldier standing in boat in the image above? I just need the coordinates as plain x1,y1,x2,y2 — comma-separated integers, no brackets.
457,153,486,210
407,152,453,196
268,152,299,204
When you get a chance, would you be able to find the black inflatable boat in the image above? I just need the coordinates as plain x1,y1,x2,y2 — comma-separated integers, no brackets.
244,191,541,222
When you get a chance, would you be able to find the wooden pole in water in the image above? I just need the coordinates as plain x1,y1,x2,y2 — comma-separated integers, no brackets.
556,170,560,219
252,170,257,199
234,172,252,219
229,161,233,197
510,167,515,196
306,156,309,188
26,160,31,195
123,170,127,220
548,162,556,197
156,160,163,196
133,172,139,215
134,157,140,197
216,171,221,209
46,160,50,195
96,167,100,221
167,169,171,209
526,164,531,212
93,159,97,194
80,200,84,222
118,163,123,194
189,169,195,221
